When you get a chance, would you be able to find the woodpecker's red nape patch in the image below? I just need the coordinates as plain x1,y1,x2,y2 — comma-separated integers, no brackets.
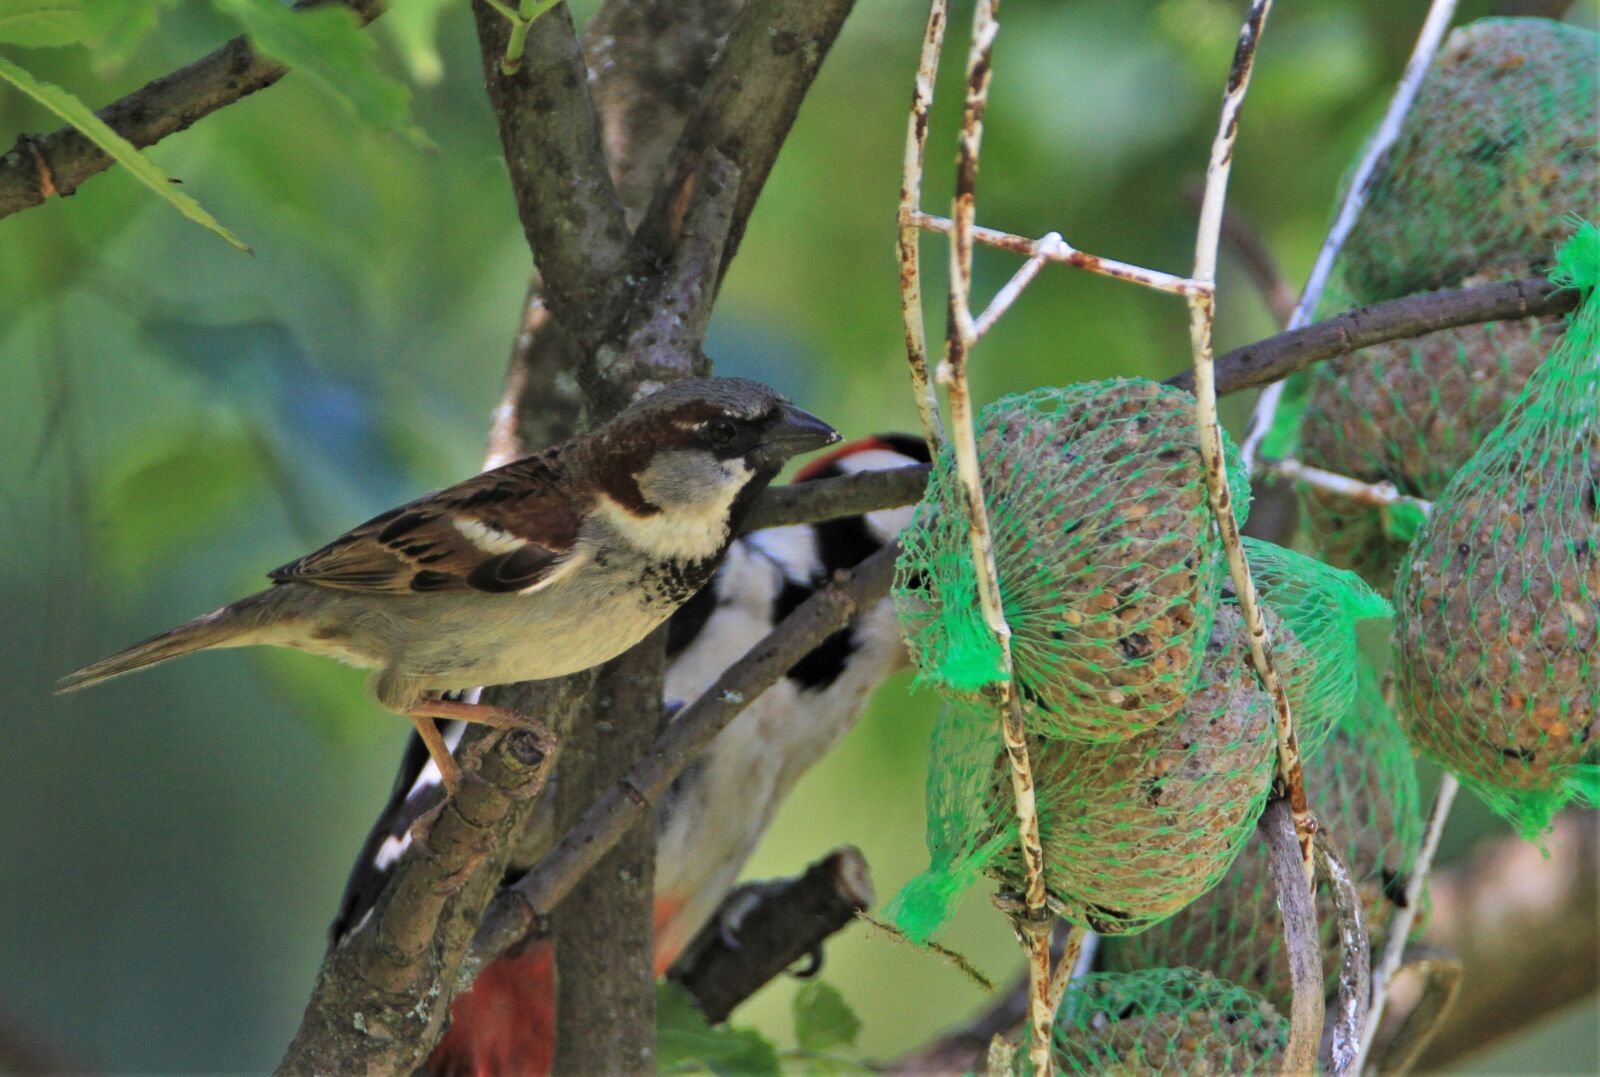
794,436,910,482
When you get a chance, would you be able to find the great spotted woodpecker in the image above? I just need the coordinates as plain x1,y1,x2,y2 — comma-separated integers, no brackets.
330,434,928,1075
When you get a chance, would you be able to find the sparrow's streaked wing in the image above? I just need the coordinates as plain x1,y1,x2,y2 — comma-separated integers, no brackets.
267,450,585,595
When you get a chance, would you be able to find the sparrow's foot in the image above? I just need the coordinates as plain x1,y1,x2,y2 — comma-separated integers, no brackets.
405,698,556,796
409,713,464,797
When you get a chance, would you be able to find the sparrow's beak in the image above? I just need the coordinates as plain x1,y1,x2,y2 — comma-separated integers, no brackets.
756,403,841,465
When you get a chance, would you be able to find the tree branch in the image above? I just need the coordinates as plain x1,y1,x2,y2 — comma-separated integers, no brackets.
552,639,663,1075
631,0,857,280
475,542,898,956
668,846,875,1023
472,1,637,357
1170,276,1576,396
0,0,385,221
276,714,572,1074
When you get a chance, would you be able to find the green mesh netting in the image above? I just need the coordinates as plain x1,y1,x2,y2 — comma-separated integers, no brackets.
886,605,1274,942
1047,968,1288,1076
1277,17,1597,590
1235,538,1393,750
1101,659,1424,1012
893,378,1250,742
1394,223,1600,837
1340,18,1599,305
1298,314,1567,592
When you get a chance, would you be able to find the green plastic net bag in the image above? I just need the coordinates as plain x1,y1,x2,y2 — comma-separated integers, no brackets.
1340,18,1598,305
887,605,1274,941
1394,223,1600,837
1283,17,1596,589
1234,538,1393,750
1047,968,1288,1076
881,700,1018,944
1298,313,1566,592
893,378,1249,742
1101,659,1423,1012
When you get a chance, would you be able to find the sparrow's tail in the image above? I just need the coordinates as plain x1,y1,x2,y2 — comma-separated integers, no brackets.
55,588,283,693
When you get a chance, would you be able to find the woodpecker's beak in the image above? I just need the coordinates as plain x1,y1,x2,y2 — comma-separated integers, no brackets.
755,404,841,466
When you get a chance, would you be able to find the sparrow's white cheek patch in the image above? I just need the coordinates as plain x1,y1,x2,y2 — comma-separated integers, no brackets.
452,516,527,555
597,494,734,562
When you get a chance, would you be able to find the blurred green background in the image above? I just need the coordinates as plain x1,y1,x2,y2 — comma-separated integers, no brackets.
1,0,1596,1071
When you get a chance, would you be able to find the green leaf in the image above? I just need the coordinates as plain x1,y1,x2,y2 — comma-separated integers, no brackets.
93,421,263,582
0,55,249,250
657,982,782,1077
379,0,454,86
791,981,861,1054
213,0,430,147
0,0,84,47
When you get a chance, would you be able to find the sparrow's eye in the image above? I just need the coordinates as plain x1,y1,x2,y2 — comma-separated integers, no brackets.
704,418,738,446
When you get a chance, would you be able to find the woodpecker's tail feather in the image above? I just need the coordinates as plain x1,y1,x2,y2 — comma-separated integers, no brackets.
55,589,282,694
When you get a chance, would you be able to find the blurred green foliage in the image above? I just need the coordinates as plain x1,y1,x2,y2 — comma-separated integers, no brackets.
0,0,1595,1070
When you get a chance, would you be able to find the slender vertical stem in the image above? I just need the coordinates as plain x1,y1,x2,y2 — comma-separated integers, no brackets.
1355,773,1461,1072
1187,0,1316,882
1239,0,1461,470
898,0,950,453
934,1,1053,1070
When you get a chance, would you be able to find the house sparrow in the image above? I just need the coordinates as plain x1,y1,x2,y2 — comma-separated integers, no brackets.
57,377,840,794
329,434,929,1076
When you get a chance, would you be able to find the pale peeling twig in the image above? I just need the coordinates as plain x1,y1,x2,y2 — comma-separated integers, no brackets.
975,242,1053,338
1239,0,1462,471
1316,832,1372,1076
1355,773,1461,1072
1265,457,1435,514
1044,924,1090,1017
1185,0,1318,882
915,213,1203,297
934,2,1054,1071
897,0,950,452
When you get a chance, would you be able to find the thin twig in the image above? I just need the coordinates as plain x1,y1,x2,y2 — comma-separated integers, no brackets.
975,242,1053,338
1169,276,1574,396
915,212,1203,296
0,1,387,220
1239,0,1462,471
1044,924,1089,1016
897,0,950,453
1264,458,1434,514
1186,0,1317,882
934,3,1055,1071
1355,773,1461,1072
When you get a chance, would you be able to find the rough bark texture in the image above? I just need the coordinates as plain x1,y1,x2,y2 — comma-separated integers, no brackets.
0,0,385,220
668,846,874,1023
552,637,665,1076
275,691,585,1076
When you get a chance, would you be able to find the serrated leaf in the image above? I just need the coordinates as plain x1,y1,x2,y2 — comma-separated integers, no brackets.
0,0,84,47
379,0,454,86
0,55,249,250
213,0,430,147
93,421,263,582
792,981,861,1054
657,982,782,1077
